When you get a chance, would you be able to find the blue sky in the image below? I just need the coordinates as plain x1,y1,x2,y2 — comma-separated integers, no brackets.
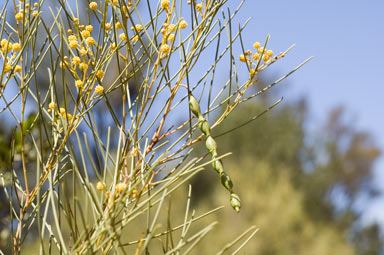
227,0,384,224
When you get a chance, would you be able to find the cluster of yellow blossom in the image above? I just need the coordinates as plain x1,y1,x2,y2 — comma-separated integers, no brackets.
96,181,138,199
119,33,127,41
186,1,205,15
160,44,170,53
94,85,104,94
1,39,13,54
179,20,188,29
238,40,285,78
68,35,78,49
131,24,143,32
196,3,203,12
1,39,22,54
1,63,22,74
96,181,105,191
109,0,132,10
239,41,274,64
115,183,127,193
48,104,76,128
1,39,23,74
59,107,73,121
48,102,57,110
114,22,143,44
14,1,40,22
75,80,84,88
60,20,107,98
161,0,170,10
89,2,98,11
67,28,96,52
158,19,188,56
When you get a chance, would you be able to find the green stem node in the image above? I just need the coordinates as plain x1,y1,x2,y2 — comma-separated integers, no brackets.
199,119,211,136
220,172,233,191
205,136,217,153
189,94,201,118
212,159,224,174
230,193,241,212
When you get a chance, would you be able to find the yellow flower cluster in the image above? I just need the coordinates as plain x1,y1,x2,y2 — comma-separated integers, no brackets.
14,65,22,72
94,85,104,94
81,30,91,38
49,102,57,110
75,80,84,88
1,39,24,74
96,70,104,79
115,22,122,30
15,12,23,21
3,64,12,73
239,41,274,63
161,0,170,10
179,20,188,29
96,181,105,191
160,44,170,53
160,18,188,46
168,24,176,32
66,25,97,52
85,37,96,46
116,182,127,193
71,56,81,66
167,34,175,42
196,3,203,12
119,33,127,41
14,1,41,22
1,39,22,54
131,24,143,32
239,41,281,77
96,181,137,200
89,2,98,10
59,107,73,121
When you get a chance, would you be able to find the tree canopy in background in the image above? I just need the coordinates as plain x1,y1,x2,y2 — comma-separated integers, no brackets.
189,81,383,254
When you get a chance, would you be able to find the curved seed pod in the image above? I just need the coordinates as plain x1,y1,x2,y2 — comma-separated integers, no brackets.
212,159,224,174
230,193,241,212
220,172,233,191
187,91,241,212
205,136,217,153
199,119,211,136
189,94,201,118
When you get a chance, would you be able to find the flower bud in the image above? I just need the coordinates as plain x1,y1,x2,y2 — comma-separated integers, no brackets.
96,182,105,191
116,182,127,193
230,193,241,212
212,159,224,174
220,172,233,191
199,119,210,136
205,136,217,154
189,94,201,117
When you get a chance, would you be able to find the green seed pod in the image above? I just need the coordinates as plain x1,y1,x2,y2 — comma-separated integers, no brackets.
205,136,217,153
220,172,233,191
189,94,201,117
199,119,210,136
212,159,224,174
230,193,241,212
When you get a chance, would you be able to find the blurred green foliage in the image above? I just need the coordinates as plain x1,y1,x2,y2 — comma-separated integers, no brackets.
1,80,382,254
189,84,383,254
